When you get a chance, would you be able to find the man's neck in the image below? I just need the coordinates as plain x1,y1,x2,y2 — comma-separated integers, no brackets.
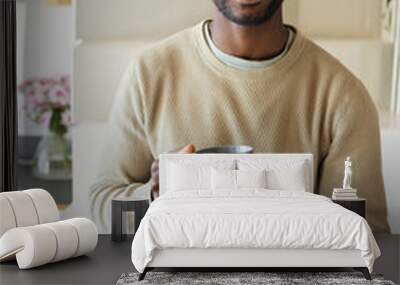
210,8,288,61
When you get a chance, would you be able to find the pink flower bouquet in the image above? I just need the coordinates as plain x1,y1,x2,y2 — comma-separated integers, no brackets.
19,75,71,136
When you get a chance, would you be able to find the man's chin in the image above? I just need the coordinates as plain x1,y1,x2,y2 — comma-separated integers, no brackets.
227,15,271,26
213,0,282,27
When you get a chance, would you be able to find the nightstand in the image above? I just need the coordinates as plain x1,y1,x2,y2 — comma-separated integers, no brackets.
332,198,366,218
111,198,149,242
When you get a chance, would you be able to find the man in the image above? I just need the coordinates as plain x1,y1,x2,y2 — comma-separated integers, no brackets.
91,0,390,233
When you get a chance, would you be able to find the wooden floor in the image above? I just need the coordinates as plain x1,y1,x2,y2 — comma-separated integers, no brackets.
0,234,398,285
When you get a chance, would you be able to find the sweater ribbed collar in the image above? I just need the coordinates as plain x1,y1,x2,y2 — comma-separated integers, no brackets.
204,20,295,70
192,20,307,81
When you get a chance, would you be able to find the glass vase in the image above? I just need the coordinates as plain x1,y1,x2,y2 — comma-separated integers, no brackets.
33,131,72,180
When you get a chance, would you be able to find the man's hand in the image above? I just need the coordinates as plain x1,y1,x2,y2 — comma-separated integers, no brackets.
150,144,196,199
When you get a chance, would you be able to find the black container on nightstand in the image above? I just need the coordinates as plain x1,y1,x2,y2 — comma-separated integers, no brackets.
332,198,366,218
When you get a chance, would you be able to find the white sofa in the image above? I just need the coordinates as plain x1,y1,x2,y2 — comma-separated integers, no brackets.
0,189,98,269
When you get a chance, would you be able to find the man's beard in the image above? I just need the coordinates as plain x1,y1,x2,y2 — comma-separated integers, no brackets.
213,0,283,26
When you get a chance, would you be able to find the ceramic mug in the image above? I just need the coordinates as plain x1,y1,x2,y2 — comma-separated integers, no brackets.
196,145,254,154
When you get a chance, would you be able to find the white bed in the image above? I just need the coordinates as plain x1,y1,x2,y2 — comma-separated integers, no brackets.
131,154,380,281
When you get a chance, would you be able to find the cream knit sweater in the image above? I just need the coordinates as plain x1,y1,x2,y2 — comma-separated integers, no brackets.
91,21,390,233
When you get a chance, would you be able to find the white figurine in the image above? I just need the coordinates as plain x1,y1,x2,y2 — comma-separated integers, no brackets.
343,157,352,189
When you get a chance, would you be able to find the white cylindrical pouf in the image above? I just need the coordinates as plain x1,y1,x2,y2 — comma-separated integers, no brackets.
0,196,17,237
18,226,58,269
42,221,79,262
64,218,98,257
0,226,57,269
23,189,59,224
1,192,39,227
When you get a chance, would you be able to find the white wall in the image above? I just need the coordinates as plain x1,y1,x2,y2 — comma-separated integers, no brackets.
22,0,74,78
381,128,400,233
284,0,382,38
76,0,383,41
17,0,74,135
76,0,214,41
73,41,153,123
61,123,107,221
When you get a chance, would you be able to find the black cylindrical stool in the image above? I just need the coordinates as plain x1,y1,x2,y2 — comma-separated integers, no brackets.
111,198,149,242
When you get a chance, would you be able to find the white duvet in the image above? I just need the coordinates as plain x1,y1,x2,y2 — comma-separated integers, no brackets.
131,190,380,273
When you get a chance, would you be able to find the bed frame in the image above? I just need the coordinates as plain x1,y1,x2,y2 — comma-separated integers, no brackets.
139,154,372,281
138,249,371,280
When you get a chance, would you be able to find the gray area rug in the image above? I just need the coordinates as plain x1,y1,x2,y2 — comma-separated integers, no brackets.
117,272,396,285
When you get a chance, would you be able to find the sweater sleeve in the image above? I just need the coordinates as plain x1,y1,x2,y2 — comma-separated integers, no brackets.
90,62,154,233
317,78,390,233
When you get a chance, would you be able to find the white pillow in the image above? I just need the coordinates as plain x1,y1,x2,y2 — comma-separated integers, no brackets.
167,162,210,191
211,168,236,190
166,159,235,192
267,164,306,191
236,169,267,189
211,169,267,190
238,160,307,191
